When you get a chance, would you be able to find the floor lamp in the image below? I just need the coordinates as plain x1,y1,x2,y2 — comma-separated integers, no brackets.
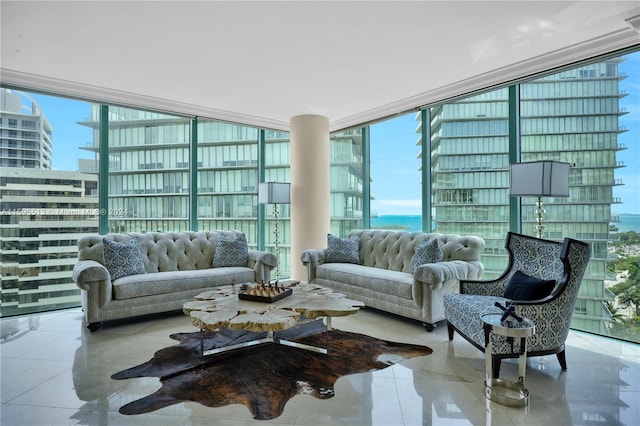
258,182,291,282
509,161,570,239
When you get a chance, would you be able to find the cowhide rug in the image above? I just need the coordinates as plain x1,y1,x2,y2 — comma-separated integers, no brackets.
112,320,432,420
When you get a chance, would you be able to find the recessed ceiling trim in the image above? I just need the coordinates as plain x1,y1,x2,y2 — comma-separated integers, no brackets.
329,28,640,132
0,68,291,132
2,27,638,134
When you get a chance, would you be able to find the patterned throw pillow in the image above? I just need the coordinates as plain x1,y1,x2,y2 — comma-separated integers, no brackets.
213,233,249,267
326,233,360,264
504,270,556,301
103,238,146,280
411,239,443,273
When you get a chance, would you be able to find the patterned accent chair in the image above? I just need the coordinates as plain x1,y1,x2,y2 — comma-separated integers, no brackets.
443,232,590,377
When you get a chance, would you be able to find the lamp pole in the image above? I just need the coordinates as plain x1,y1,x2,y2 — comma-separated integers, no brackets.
535,196,545,239
273,203,281,282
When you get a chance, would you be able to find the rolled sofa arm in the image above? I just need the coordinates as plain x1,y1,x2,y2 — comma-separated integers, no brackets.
248,250,278,283
72,260,110,290
414,260,485,291
72,260,113,313
300,248,327,282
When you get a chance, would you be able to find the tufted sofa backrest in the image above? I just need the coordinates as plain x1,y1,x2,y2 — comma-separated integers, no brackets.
77,230,244,273
347,229,485,273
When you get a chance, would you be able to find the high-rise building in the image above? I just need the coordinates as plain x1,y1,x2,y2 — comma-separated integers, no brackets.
330,129,365,236
0,168,98,315
0,89,53,169
0,89,98,316
424,57,627,335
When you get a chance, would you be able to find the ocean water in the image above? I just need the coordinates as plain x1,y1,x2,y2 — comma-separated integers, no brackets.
371,215,422,232
371,214,640,234
616,214,640,233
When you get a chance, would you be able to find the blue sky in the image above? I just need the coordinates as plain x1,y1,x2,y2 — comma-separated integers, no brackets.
30,94,93,169
370,113,422,216
31,52,639,216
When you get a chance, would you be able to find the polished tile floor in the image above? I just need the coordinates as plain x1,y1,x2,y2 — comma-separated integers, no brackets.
1,307,638,425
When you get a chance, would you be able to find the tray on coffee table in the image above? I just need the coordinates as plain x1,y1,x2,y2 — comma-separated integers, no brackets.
238,287,292,303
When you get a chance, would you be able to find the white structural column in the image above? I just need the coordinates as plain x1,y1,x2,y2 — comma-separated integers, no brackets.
290,114,330,280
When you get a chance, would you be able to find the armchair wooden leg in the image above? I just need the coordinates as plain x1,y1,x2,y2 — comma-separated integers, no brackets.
556,350,567,370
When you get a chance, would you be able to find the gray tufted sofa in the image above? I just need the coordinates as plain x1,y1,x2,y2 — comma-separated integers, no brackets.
300,229,485,331
72,230,277,331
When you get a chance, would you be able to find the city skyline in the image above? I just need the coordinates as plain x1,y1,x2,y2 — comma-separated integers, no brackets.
25,51,640,215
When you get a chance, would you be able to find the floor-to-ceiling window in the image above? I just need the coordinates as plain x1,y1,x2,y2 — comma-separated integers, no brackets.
2,49,637,343
403,51,638,342
329,129,365,236
263,129,292,277
518,58,627,336
197,120,260,245
369,113,422,233
0,89,97,316
428,88,512,275
99,106,191,233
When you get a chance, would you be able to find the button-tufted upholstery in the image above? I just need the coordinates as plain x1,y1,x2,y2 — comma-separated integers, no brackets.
73,231,277,331
300,229,485,331
353,229,485,273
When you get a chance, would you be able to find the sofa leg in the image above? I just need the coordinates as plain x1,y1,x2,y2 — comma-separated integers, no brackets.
423,322,436,332
447,322,454,341
87,322,101,332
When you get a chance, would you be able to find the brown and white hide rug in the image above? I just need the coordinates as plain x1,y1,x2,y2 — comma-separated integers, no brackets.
112,320,432,420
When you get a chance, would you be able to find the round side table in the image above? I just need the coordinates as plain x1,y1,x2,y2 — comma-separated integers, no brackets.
481,312,535,407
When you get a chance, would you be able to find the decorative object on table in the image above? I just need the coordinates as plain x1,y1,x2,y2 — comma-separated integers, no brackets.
509,160,570,239
493,301,523,323
258,181,291,282
112,322,432,420
237,281,293,303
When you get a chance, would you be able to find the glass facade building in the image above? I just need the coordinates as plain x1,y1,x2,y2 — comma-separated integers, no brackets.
1,90,98,315
0,168,98,315
0,89,53,169
425,57,628,336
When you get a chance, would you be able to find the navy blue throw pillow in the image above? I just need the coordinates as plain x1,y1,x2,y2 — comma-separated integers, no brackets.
503,270,556,301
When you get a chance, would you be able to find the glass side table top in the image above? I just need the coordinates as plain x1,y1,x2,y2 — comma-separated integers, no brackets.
481,312,535,338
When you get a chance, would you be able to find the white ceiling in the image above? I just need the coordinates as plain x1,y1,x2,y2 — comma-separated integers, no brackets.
2,1,639,132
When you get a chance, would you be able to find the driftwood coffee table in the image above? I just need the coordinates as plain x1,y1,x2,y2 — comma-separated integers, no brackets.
183,281,364,355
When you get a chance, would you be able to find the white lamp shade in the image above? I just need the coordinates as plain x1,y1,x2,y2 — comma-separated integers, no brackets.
258,182,291,204
509,161,570,197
